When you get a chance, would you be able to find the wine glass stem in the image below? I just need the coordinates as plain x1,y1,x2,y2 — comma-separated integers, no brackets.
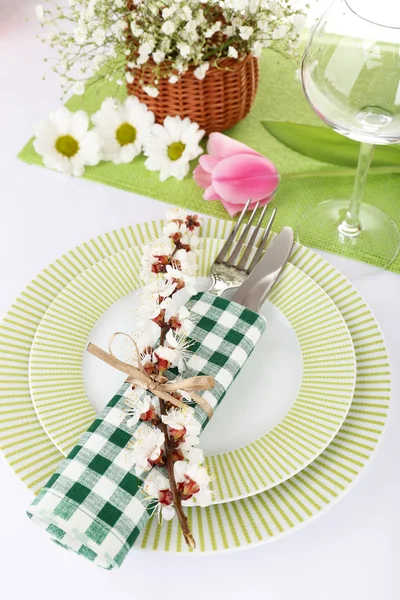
338,142,375,237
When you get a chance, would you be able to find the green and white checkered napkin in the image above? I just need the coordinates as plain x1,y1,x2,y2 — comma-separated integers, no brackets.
27,292,266,569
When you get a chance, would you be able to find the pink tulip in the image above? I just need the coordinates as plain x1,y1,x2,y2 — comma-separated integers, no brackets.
193,132,279,217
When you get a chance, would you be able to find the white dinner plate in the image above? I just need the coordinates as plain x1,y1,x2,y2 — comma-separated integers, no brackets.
28,238,356,503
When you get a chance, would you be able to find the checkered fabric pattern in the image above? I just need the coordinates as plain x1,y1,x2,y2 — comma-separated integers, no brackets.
27,292,266,569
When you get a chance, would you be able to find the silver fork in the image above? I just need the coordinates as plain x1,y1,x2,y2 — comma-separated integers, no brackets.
209,200,277,296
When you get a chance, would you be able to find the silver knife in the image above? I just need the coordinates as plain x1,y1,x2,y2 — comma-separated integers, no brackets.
231,226,294,312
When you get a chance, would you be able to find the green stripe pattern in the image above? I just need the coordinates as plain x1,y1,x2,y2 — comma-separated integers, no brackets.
0,218,390,554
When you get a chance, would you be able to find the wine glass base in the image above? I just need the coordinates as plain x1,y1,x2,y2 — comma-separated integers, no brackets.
296,200,400,279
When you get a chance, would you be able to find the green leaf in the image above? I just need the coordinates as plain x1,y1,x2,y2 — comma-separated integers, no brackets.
261,121,400,168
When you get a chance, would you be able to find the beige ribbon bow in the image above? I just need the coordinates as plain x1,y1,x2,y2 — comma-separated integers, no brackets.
87,332,215,419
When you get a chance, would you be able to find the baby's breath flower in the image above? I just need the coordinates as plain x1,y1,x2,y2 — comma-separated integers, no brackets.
73,81,85,95
239,25,254,40
35,4,44,22
228,46,238,59
143,85,159,98
193,62,209,80
36,0,306,96
161,20,176,35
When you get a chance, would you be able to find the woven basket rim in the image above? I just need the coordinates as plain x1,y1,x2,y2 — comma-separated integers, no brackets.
129,52,255,73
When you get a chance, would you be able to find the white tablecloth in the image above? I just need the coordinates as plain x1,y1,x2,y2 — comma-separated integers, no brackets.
0,2,399,598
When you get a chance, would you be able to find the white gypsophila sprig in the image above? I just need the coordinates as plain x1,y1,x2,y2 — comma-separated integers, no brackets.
36,0,307,96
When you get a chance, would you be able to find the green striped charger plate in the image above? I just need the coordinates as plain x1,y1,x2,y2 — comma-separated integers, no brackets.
28,242,356,503
0,218,390,553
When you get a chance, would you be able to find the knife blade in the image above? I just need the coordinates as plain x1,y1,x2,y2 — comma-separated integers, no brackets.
231,226,294,312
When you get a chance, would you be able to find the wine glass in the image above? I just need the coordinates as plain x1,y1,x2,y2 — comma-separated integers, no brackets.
297,0,400,276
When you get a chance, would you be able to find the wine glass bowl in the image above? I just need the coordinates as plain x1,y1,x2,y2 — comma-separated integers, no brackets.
297,0,400,275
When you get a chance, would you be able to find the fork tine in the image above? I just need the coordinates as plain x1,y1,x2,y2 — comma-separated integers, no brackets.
247,207,277,273
236,203,269,271
215,199,251,264
226,202,260,266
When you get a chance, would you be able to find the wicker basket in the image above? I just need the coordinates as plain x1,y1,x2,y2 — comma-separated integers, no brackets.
126,55,259,135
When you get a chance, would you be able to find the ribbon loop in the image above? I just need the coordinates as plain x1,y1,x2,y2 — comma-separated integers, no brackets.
87,341,215,419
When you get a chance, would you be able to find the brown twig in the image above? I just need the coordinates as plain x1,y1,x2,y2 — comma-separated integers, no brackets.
159,398,196,549
158,326,196,549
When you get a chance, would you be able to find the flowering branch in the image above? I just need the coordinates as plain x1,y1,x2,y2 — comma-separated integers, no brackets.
115,208,212,547
159,398,195,549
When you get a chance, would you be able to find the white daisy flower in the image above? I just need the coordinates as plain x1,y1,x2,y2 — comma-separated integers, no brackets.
91,96,155,165
130,426,165,476
144,116,204,182
174,461,212,507
33,107,102,177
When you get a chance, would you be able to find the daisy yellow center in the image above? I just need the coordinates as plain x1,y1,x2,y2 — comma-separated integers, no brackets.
116,122,137,146
167,141,186,161
55,135,79,158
